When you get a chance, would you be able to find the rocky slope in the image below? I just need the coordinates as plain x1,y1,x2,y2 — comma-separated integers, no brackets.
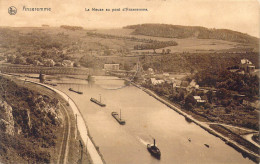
0,76,62,163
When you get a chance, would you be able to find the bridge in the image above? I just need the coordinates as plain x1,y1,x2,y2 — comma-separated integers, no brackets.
0,65,89,75
106,60,144,79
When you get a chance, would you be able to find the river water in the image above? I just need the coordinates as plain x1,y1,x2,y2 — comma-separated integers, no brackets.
53,76,253,164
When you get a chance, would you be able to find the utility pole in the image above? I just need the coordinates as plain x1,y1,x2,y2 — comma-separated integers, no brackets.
79,140,83,164
86,138,88,154
75,114,77,139
120,109,121,121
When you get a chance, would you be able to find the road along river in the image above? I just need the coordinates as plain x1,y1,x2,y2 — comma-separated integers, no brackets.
21,77,104,164
53,76,253,164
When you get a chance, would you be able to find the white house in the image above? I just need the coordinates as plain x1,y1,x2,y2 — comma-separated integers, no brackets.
240,59,255,74
193,96,206,103
150,78,165,85
62,60,74,67
44,59,55,67
104,64,120,71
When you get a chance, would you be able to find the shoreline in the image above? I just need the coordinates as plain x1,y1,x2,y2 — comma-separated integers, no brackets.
129,81,259,163
19,78,104,164
2,72,257,163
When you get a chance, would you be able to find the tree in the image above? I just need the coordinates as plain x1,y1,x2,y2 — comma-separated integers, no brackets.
162,49,165,54
41,50,47,57
14,57,26,64
184,103,193,110
204,103,212,109
7,55,15,63
216,88,230,100
185,94,196,107
206,90,213,103
178,91,185,101
104,49,111,56
166,49,171,54
123,63,131,71
26,57,34,64
153,48,157,54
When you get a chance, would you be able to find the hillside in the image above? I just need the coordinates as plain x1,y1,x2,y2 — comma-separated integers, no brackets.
140,52,259,73
124,24,259,44
0,76,62,163
0,26,258,73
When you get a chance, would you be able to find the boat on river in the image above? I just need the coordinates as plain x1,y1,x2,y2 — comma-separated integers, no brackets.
147,139,161,159
69,88,83,94
204,144,210,148
90,95,106,107
111,110,125,125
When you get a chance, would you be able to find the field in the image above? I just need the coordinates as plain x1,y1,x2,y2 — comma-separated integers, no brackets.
0,24,258,73
94,28,257,53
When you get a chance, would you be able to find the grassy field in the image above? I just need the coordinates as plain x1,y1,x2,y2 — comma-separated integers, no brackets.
93,28,257,53
1,26,257,56
0,25,258,73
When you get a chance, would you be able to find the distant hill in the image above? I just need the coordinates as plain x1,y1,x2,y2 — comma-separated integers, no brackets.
60,25,83,31
124,24,258,44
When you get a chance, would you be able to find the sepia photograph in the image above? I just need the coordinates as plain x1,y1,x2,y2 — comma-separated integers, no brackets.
0,0,259,163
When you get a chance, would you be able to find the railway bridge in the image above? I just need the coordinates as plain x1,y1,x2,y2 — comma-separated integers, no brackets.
0,65,89,75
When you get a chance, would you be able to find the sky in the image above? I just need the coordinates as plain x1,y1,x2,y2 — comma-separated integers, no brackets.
0,0,259,37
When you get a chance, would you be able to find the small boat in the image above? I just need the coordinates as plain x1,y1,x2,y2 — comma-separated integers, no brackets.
147,139,161,159
204,144,210,148
69,88,83,94
90,95,106,107
111,110,125,125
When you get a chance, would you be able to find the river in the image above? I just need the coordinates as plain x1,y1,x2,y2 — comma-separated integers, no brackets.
52,76,253,164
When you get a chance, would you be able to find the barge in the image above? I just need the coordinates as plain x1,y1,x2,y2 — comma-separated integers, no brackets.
90,97,106,107
69,88,83,94
111,111,125,125
147,139,161,159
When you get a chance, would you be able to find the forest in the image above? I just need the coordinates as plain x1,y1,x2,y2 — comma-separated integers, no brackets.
195,69,259,98
124,24,259,44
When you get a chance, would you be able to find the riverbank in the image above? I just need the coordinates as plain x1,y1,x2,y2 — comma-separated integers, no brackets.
27,80,105,164
130,81,259,163
1,73,103,164
0,74,93,164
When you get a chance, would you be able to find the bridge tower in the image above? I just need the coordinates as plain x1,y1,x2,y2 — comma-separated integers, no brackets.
39,72,45,83
133,59,144,81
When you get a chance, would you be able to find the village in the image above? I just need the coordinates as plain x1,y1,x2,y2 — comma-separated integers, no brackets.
104,58,259,134
0,22,259,163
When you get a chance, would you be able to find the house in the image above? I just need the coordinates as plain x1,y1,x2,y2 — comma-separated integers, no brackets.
33,60,43,66
148,68,154,72
163,73,170,77
54,62,62,67
150,78,165,85
193,96,206,104
147,68,154,76
62,49,68,55
172,79,182,88
62,60,74,67
104,64,120,71
240,59,255,74
44,59,55,67
188,80,199,90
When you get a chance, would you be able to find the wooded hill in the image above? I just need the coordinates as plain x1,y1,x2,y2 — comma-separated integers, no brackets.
124,24,259,44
